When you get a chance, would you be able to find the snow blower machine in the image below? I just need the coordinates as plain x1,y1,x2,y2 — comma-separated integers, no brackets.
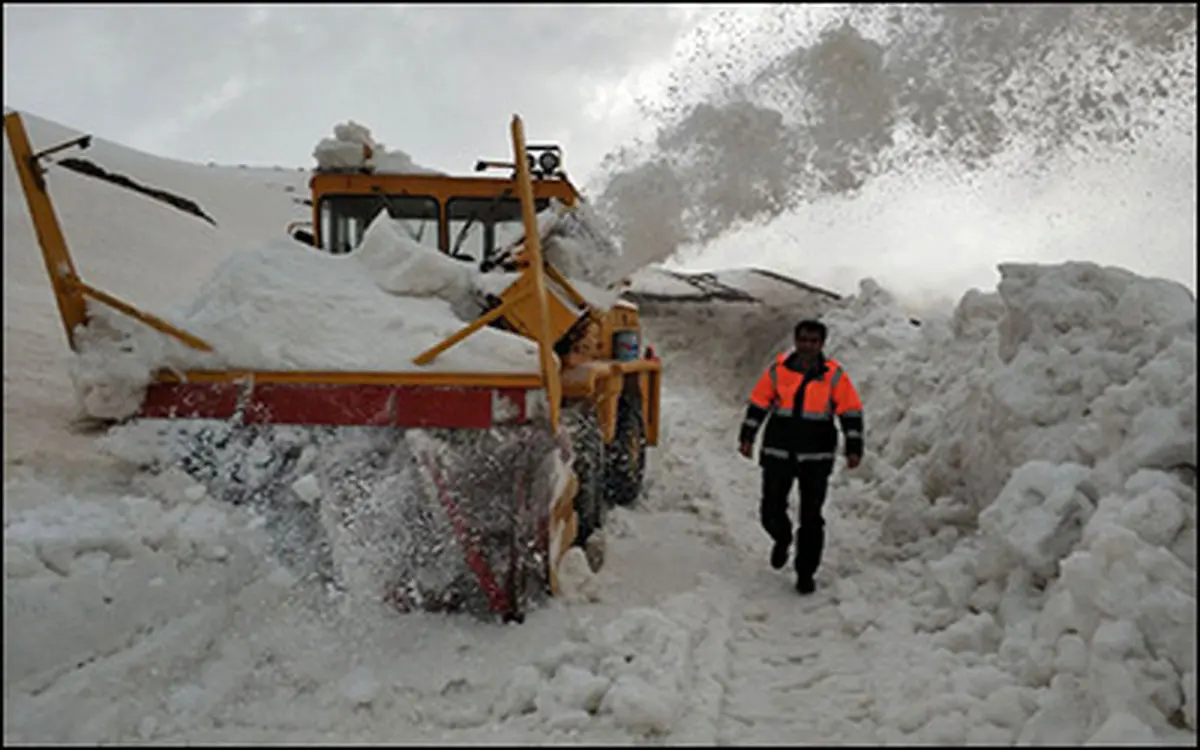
4,110,662,623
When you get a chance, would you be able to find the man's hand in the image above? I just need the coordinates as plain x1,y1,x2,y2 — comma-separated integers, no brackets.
739,441,753,458
846,453,861,470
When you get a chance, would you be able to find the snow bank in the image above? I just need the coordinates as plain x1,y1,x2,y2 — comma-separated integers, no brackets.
313,120,442,175
490,576,736,741
806,260,1196,743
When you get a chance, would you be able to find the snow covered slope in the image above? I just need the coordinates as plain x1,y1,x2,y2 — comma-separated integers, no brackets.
3,108,1196,745
3,111,311,473
623,264,842,306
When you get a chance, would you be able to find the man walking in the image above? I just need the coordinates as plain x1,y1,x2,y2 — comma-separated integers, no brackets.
738,319,864,595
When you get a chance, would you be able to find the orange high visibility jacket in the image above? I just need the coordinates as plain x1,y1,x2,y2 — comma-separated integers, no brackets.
739,351,864,467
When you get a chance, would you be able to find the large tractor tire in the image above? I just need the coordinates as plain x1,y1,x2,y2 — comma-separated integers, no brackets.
563,405,606,572
605,393,647,507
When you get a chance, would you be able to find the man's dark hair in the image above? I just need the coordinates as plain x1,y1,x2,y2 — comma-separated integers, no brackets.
794,319,827,343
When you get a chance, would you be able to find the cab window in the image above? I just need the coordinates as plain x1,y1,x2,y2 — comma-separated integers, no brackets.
317,194,439,254
446,196,550,263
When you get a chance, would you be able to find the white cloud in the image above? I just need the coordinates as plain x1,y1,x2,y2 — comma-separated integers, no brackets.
1,5,701,180
129,74,258,156
245,5,271,27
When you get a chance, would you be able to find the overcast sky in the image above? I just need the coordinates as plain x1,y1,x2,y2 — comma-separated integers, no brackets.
7,4,1192,291
2,3,771,185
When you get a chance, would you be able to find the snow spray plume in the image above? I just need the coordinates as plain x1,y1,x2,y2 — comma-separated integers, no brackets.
592,4,1197,294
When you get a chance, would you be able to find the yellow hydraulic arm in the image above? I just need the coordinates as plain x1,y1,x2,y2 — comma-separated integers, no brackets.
2,111,212,353
412,114,564,435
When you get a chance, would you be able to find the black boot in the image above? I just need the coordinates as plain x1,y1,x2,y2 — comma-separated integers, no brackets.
795,575,815,595
770,540,789,570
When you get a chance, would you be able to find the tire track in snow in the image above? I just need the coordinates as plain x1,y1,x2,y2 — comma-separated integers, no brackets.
643,387,744,744
5,573,293,743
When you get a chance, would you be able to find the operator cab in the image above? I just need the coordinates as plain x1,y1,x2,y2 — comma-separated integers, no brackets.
298,145,576,272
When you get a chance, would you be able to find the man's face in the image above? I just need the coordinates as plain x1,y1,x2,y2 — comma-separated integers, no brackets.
794,330,823,357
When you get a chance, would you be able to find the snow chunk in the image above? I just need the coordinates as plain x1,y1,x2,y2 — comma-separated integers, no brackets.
313,120,442,175
1091,619,1148,662
978,461,1099,578
982,685,1038,729
290,473,321,505
602,673,679,734
555,546,602,603
493,665,541,720
552,664,609,714
1084,710,1157,745
1117,473,1188,548
492,580,735,739
935,611,1002,654
1054,633,1090,677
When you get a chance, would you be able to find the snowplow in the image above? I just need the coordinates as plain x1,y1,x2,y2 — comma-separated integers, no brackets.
4,110,662,622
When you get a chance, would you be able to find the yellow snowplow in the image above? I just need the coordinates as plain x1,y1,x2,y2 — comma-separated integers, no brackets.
4,110,662,622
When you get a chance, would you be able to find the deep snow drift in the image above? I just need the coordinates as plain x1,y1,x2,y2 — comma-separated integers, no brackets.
801,262,1197,743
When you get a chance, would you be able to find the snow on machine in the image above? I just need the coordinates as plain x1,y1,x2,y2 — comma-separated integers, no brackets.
4,110,662,622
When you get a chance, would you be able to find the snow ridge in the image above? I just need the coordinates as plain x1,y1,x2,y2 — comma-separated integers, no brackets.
810,260,1196,743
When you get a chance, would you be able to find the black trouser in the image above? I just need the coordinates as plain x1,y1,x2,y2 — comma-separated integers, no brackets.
760,458,834,579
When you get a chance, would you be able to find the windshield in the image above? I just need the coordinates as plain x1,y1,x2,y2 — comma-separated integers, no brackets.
447,196,549,262
318,194,439,254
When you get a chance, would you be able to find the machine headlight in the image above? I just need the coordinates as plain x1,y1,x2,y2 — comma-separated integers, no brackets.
538,150,561,174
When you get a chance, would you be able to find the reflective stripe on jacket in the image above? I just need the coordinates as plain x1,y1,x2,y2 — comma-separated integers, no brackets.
739,350,864,466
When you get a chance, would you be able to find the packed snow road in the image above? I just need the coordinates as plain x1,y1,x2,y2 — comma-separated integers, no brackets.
662,382,1030,746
